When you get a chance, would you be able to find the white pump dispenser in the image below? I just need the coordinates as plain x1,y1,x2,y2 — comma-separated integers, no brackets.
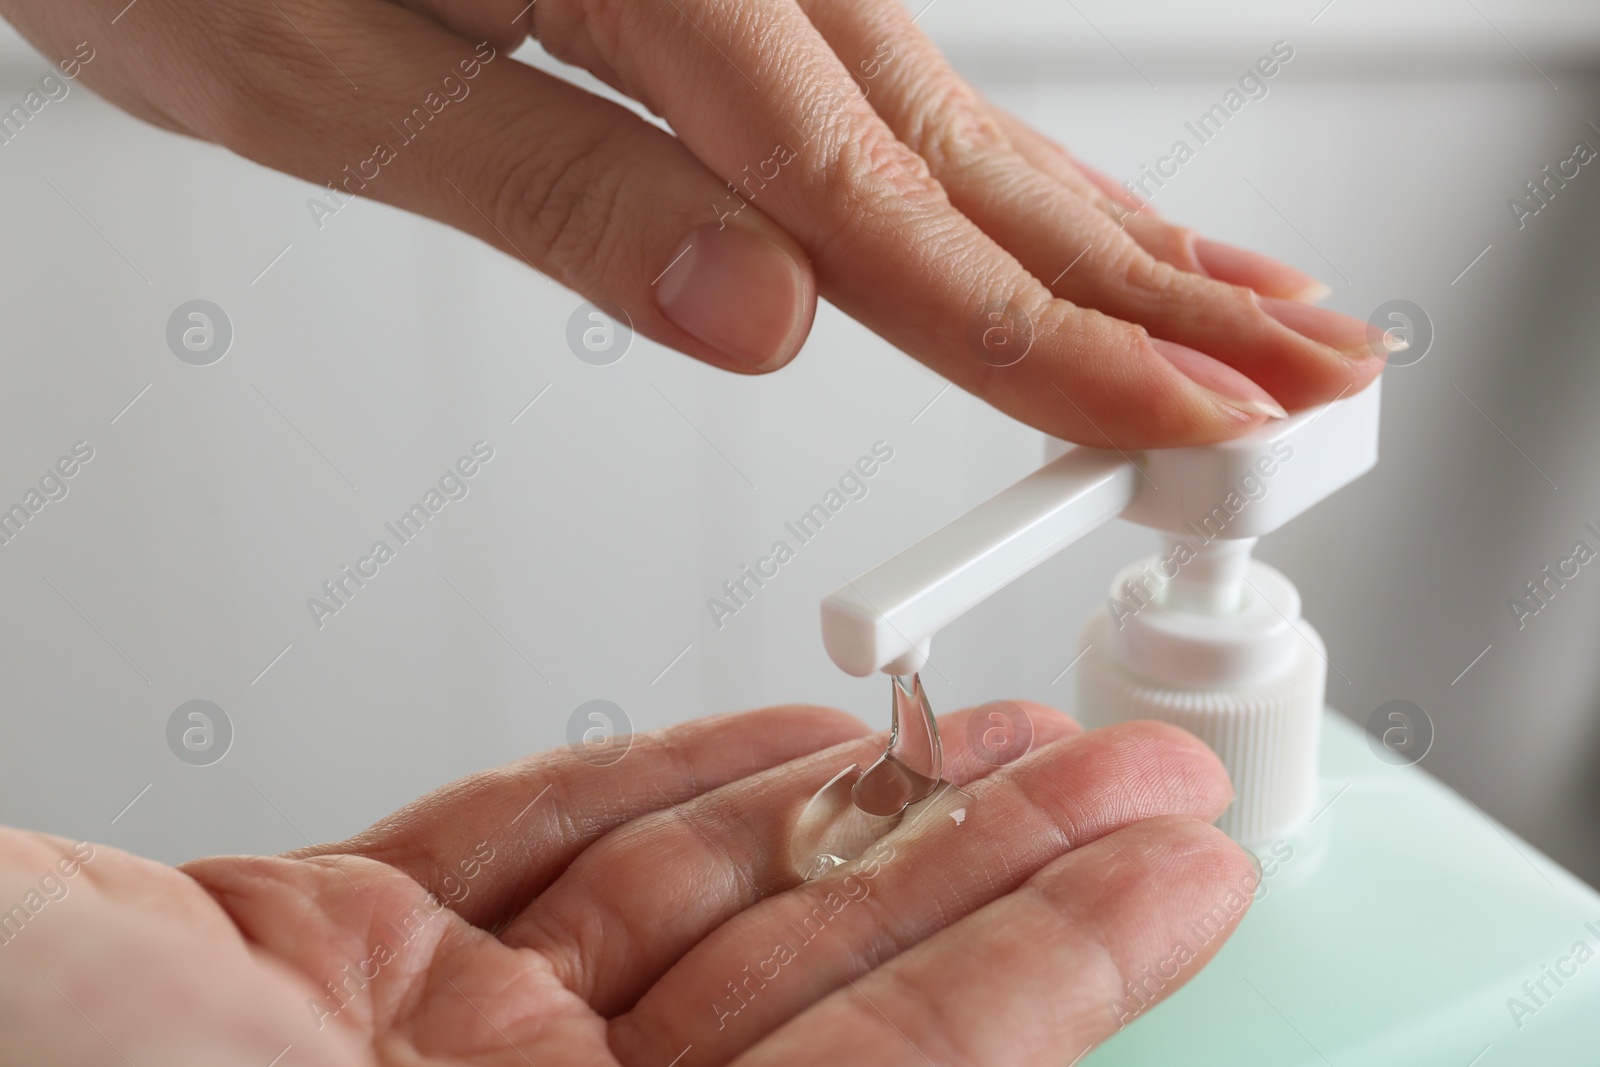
822,381,1600,1065
820,380,1381,845
1075,540,1327,844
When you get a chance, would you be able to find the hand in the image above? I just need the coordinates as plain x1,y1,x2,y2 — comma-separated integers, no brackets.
2,0,1379,447
0,702,1253,1065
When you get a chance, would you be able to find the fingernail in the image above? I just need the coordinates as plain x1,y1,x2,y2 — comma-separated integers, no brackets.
1193,237,1330,302
1149,338,1287,420
1256,296,1381,358
656,223,812,372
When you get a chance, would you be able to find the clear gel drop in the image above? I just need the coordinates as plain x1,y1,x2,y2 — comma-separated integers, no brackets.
790,672,950,881
852,673,942,817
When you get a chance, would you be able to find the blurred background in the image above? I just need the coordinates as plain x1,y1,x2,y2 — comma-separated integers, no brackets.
1,0,1598,890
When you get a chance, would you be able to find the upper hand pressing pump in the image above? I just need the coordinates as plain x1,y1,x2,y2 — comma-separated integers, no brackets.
2,0,1383,447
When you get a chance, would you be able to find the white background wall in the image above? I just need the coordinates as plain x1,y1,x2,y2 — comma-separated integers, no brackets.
1,0,1598,885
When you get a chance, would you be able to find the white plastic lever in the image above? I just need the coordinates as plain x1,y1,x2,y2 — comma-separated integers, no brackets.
820,381,1381,678
820,449,1140,677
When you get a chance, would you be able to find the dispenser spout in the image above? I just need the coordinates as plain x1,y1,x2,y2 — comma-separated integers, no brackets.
821,449,1139,677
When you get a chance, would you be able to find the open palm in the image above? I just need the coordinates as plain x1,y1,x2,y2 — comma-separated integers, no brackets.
1,702,1252,1066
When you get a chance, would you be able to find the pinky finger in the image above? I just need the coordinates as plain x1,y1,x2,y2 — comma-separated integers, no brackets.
730,816,1257,1067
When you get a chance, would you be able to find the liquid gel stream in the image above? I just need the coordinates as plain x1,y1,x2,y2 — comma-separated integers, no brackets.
851,673,941,817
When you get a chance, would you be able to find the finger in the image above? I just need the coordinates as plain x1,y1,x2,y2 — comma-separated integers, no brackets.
499,701,1078,1013
796,0,1381,413
387,0,537,55
991,111,1332,302
867,84,1329,306
529,0,1292,446
609,720,1233,1064
733,816,1256,1067
68,0,817,375
296,705,869,929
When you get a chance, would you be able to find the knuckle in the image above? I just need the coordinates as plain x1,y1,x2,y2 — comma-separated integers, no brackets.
1223,277,1267,318
1121,240,1254,323
1126,217,1201,269
491,116,634,285
810,112,950,251
866,966,982,1067
835,116,941,203
903,78,1010,172
191,1,337,149
1118,242,1174,293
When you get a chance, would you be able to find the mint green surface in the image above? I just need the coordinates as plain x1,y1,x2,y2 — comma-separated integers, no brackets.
1084,711,1600,1066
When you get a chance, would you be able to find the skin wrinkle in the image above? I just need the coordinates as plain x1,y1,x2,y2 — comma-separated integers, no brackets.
178,867,295,953
533,2,634,105
183,858,423,1038
522,775,778,1008
993,114,1356,405
664,0,1289,440
1062,823,1251,1009
939,120,1148,285
520,890,609,1005
650,725,713,813
402,0,528,53
591,0,802,120
659,791,768,897
992,111,1203,275
813,204,993,343
800,118,955,272
1036,877,1131,1041
804,0,1010,178
529,768,587,867
492,107,634,284
987,110,1158,238
814,867,917,972
328,786,516,927
380,924,475,1042
405,943,563,1061
1091,224,1169,301
897,75,1013,177
871,965,974,1064
364,897,463,1037
170,0,318,150
804,0,1370,426
1003,726,1228,854
641,803,763,918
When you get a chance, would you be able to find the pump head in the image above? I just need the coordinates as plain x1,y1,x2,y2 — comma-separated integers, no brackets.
819,380,1381,844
